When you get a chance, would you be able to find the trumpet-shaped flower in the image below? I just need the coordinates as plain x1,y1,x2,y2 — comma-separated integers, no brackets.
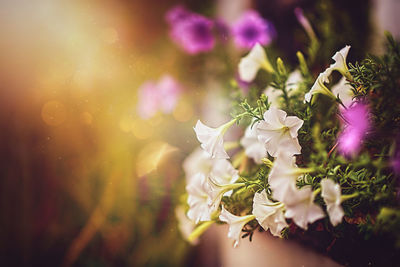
257,107,303,157
331,77,354,108
240,122,267,163
186,173,213,223
168,10,215,54
232,10,276,49
263,70,304,108
304,71,336,103
210,159,239,186
321,179,344,226
183,148,213,182
268,149,300,202
252,190,288,237
338,102,370,156
219,206,255,248
263,86,282,108
238,43,273,82
137,75,182,119
194,119,236,159
284,186,325,230
206,175,243,212
328,45,351,79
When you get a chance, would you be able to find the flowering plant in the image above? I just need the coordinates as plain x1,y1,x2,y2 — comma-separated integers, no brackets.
178,31,400,265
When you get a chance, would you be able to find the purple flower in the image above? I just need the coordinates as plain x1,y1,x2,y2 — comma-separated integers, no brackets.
137,75,182,119
166,6,215,54
165,5,191,25
232,10,276,49
338,102,370,156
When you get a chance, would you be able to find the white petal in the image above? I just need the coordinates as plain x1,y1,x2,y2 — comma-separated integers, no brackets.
331,77,354,108
321,179,344,226
253,190,288,236
194,120,229,159
284,116,304,138
186,173,212,223
219,206,254,248
210,159,239,185
183,148,212,182
238,43,267,82
263,86,282,108
240,123,267,164
284,186,325,230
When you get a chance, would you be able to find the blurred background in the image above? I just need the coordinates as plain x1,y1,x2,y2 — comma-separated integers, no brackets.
0,0,398,266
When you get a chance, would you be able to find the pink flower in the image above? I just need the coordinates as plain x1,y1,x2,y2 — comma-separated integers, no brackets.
137,75,182,119
232,10,276,49
338,102,370,156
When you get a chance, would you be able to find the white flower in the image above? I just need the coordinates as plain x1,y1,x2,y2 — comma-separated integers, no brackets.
268,150,299,202
263,86,282,108
252,190,288,237
194,119,236,159
175,206,198,244
286,69,304,95
206,175,243,212
328,45,351,79
238,43,273,82
240,122,267,164
219,206,255,248
210,159,239,185
263,70,303,108
183,148,212,182
304,71,336,103
257,107,303,157
284,186,325,230
321,179,344,226
331,77,354,108
186,173,212,223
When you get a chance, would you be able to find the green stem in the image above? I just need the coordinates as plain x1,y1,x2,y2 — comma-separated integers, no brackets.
313,187,321,197
188,221,214,243
341,192,359,202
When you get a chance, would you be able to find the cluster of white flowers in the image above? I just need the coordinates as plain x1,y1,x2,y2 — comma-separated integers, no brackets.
177,43,355,247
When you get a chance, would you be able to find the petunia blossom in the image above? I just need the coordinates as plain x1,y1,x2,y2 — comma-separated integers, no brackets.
238,43,273,82
157,75,183,113
240,122,267,164
331,77,354,108
183,147,213,182
194,119,236,159
232,10,276,49
169,12,215,54
165,5,191,25
304,71,336,103
327,45,352,79
137,75,182,119
137,81,160,119
252,190,288,237
219,206,255,248
257,107,304,157
264,69,304,108
321,179,344,226
267,149,310,203
337,102,370,156
284,186,325,230
206,174,243,212
186,173,213,223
